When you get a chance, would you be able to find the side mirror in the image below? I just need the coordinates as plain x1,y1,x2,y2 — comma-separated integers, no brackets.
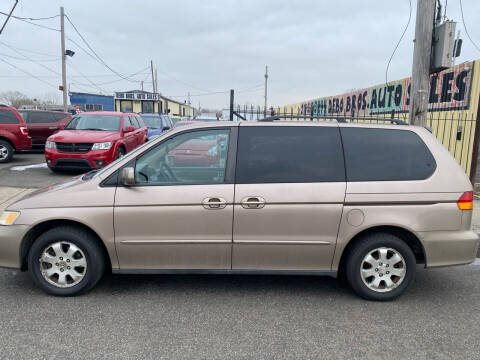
124,125,135,133
121,167,135,186
163,125,171,131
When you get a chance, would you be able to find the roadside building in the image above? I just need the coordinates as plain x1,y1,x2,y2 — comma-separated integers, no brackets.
69,90,196,116
69,92,114,112
114,90,160,113
161,96,195,117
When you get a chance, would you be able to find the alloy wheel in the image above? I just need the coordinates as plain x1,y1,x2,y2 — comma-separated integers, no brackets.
360,247,406,293
0,145,9,160
39,242,87,288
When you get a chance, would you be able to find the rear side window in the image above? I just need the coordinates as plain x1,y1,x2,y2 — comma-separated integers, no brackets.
0,109,19,124
236,126,345,183
28,112,55,123
341,128,436,182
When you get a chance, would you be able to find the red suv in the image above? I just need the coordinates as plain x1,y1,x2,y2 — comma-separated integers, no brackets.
18,110,72,147
45,111,147,172
0,105,32,163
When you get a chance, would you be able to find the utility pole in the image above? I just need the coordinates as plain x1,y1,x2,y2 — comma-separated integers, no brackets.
0,0,19,35
141,80,144,91
264,65,268,117
187,92,191,106
60,6,68,112
229,89,234,121
409,0,436,127
150,60,155,93
154,68,158,94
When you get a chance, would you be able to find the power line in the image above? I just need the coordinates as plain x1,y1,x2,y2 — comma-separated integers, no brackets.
0,57,57,89
157,69,213,93
67,59,106,93
64,13,141,82
0,11,60,31
385,0,412,85
0,51,59,62
167,84,264,98
459,0,480,53
0,40,60,75
0,40,58,58
0,10,59,21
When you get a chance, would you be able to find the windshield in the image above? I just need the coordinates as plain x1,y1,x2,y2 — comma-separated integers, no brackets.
65,115,122,131
140,115,161,129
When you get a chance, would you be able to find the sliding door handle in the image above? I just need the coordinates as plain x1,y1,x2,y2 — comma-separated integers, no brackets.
202,197,227,209
241,196,266,209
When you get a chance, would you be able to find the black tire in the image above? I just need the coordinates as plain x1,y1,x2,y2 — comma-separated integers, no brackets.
0,139,14,163
345,233,416,301
116,147,125,159
27,226,105,296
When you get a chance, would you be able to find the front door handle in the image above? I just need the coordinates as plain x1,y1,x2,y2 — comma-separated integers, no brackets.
49,126,58,130
241,196,266,209
202,197,227,209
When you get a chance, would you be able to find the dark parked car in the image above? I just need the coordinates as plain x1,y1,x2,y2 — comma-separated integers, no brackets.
0,105,32,163
18,110,72,147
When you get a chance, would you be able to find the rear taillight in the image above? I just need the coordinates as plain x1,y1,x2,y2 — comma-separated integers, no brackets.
457,191,474,210
19,126,28,136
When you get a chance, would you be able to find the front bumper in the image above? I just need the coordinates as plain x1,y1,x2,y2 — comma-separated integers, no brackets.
45,148,115,170
419,230,480,267
0,225,29,269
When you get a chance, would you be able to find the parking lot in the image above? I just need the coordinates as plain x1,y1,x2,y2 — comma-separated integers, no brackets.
0,151,479,359
0,263,479,359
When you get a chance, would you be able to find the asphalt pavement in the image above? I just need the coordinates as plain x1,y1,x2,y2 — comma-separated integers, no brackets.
0,263,479,359
0,151,73,187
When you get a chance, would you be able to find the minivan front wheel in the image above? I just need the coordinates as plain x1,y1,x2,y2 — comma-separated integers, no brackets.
345,233,416,301
27,226,105,296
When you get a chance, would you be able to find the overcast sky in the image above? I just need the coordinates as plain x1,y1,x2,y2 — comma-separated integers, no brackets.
1,0,480,109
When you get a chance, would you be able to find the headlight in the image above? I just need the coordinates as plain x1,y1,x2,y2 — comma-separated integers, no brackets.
45,140,56,149
92,142,112,150
0,211,20,226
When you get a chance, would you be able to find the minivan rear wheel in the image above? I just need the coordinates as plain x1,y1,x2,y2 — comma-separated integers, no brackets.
0,140,13,163
345,233,416,301
27,226,105,296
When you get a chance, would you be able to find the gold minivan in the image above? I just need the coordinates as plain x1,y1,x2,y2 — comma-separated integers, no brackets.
0,121,478,300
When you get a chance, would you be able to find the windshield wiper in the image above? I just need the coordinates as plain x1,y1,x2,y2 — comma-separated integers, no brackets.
81,128,105,131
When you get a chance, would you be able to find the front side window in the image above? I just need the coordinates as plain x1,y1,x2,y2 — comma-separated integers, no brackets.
65,115,122,131
341,128,436,181
236,126,345,183
0,109,18,124
134,129,230,185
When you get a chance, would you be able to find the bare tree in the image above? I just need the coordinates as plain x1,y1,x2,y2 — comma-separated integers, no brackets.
0,91,34,108
37,92,61,106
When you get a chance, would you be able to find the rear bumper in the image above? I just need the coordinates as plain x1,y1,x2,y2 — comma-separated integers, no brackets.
419,230,479,267
0,225,29,269
15,136,32,151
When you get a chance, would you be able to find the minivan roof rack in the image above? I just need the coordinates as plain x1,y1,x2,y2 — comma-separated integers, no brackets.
258,114,408,125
